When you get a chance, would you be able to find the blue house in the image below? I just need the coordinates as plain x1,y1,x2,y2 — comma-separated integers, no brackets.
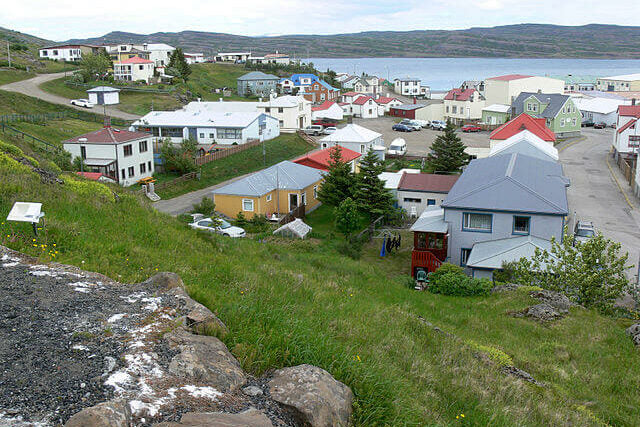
279,73,320,94
441,153,569,278
237,71,280,97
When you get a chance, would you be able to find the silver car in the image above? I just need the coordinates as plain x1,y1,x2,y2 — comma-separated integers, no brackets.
189,214,246,238
574,220,595,244
70,99,94,108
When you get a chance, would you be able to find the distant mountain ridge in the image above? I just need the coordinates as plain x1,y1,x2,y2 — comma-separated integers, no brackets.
12,24,640,58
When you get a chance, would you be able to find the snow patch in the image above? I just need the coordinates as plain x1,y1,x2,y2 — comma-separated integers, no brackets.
71,344,90,351
141,296,162,311
181,385,222,400
67,281,104,293
108,313,127,323
2,262,19,267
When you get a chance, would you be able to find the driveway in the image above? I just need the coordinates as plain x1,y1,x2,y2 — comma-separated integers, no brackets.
353,116,489,156
0,72,140,121
559,127,640,283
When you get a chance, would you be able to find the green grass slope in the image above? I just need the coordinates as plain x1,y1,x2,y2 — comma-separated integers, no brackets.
1,134,638,426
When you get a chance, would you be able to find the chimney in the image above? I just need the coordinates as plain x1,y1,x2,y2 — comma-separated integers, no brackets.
413,97,416,104
537,89,542,93
259,97,263,102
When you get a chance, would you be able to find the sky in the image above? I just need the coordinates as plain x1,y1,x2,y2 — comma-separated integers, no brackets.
2,0,639,42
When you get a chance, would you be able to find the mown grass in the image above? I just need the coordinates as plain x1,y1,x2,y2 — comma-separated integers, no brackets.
155,133,314,199
1,138,639,426
0,90,89,116
0,69,35,85
10,119,103,145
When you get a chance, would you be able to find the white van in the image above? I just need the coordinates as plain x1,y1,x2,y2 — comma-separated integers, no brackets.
387,138,407,156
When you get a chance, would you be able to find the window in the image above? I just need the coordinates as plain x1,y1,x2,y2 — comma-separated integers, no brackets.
199,133,204,138
139,140,148,152
128,166,135,178
461,248,472,266
140,163,146,174
427,199,436,206
560,119,565,127
360,144,366,153
139,65,144,70
266,194,272,202
462,212,492,232
513,216,530,235
278,108,283,113
218,128,242,139
121,169,125,180
452,106,457,114
123,144,133,156
148,161,152,171
446,106,450,113
80,146,87,160
242,199,254,212
279,120,284,127
209,133,214,138
313,186,318,199
403,197,421,203
572,118,577,126
265,107,271,113
301,193,307,205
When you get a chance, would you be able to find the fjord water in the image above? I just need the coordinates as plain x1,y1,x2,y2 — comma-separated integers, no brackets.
309,57,640,90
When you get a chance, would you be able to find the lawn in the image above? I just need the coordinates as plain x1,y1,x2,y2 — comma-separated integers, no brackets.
10,119,103,146
2,135,640,426
184,63,248,101
0,90,87,116
0,69,35,85
155,133,315,199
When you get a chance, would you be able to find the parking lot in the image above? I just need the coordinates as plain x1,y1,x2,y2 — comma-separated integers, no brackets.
352,116,490,156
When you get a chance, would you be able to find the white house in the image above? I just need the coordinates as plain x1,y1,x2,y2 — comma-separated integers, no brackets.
596,73,640,92
443,88,485,124
62,126,154,187
488,130,559,162
38,45,100,61
311,101,345,121
141,43,175,67
215,52,251,62
86,87,120,105
484,74,565,106
132,110,280,146
184,53,205,64
572,95,630,127
341,76,359,89
351,95,384,119
612,105,640,159
394,77,421,96
114,57,155,83
257,95,312,132
375,96,403,113
319,124,384,156
378,168,420,199
248,52,291,65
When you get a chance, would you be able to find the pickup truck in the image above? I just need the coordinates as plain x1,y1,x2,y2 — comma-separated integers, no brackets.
303,125,324,136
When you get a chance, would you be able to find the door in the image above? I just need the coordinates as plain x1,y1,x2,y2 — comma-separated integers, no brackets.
289,194,298,211
97,92,104,105
299,117,304,129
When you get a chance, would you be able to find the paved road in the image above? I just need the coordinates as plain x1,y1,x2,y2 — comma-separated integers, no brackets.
559,127,640,282
0,72,140,121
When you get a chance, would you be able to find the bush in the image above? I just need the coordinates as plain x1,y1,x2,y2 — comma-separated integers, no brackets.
191,196,216,217
428,263,492,296
235,212,249,228
336,238,363,260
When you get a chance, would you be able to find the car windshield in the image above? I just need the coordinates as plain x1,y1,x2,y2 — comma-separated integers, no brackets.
219,220,232,229
389,145,403,150
576,229,595,237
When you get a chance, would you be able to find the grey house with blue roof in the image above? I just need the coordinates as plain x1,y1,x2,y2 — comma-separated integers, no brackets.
440,153,570,278
237,71,280,97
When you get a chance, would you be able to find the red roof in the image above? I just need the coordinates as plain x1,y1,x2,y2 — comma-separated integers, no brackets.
486,74,533,81
353,96,374,105
444,88,476,101
64,126,151,144
397,173,459,193
312,101,337,111
489,113,556,142
117,56,154,64
375,96,399,104
341,91,359,97
338,102,349,106
617,118,637,134
75,172,104,181
618,105,640,118
293,146,361,171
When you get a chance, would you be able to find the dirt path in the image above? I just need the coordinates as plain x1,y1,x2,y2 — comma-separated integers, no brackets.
0,72,140,121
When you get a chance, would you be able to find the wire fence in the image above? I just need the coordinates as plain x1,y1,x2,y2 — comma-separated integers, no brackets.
64,80,176,94
0,124,66,155
0,110,132,127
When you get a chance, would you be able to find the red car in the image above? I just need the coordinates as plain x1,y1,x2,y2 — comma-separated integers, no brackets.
461,124,482,133
312,119,337,128
593,122,607,129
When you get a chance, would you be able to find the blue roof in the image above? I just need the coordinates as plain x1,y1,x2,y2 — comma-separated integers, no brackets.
318,79,339,92
442,153,569,215
286,73,319,86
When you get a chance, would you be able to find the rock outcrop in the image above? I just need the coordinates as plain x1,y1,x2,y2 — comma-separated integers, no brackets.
64,400,131,427
268,364,353,427
155,408,273,427
626,323,640,346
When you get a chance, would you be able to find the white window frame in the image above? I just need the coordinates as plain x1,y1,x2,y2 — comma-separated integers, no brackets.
313,185,318,199
242,199,254,212
266,194,272,202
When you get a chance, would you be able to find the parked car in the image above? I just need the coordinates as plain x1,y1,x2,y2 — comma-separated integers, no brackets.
581,119,594,127
413,119,430,128
323,127,337,135
392,123,413,132
574,220,596,244
461,124,482,133
189,214,246,238
387,138,407,156
303,125,324,136
400,119,422,131
593,122,607,129
312,119,338,128
430,120,447,131
70,99,93,108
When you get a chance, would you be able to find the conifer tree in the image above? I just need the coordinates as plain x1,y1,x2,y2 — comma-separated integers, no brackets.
317,146,356,207
426,120,469,173
353,149,394,218
168,48,192,81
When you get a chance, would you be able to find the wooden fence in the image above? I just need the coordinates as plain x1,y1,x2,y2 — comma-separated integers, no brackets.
356,215,385,242
194,139,262,166
279,203,306,225
617,154,636,187
153,172,199,191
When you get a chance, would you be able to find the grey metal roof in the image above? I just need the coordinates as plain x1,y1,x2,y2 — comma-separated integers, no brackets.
237,71,280,81
212,161,323,197
410,207,448,233
273,218,312,239
512,92,571,119
392,104,426,111
442,153,569,215
86,86,120,93
466,235,556,270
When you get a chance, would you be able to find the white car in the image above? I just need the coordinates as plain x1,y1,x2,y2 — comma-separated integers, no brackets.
430,120,447,130
189,214,246,238
387,138,407,156
70,99,94,108
413,119,430,127
323,127,337,135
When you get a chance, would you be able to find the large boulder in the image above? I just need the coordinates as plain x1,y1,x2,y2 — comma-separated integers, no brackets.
143,272,184,290
530,290,573,313
523,303,563,322
155,409,272,426
65,400,131,427
165,329,246,391
625,323,640,337
268,364,353,427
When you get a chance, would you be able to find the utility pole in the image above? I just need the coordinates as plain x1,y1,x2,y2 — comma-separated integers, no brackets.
7,41,11,68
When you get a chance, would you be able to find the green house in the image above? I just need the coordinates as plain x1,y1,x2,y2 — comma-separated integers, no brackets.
512,92,581,138
481,104,511,125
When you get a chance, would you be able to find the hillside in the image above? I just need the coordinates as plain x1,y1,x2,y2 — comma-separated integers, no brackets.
1,94,640,425
0,27,76,75
63,24,640,58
